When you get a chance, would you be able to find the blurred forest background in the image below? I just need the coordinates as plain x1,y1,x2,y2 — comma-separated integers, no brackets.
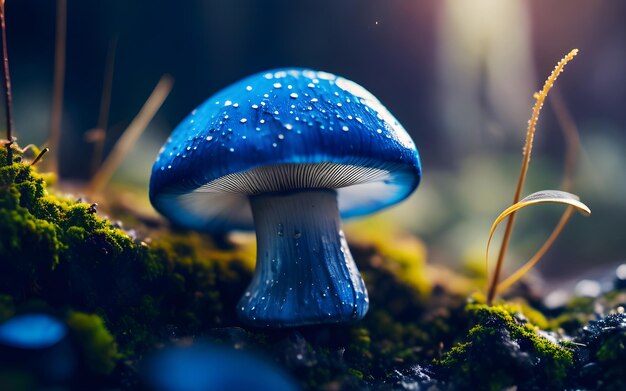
2,0,625,290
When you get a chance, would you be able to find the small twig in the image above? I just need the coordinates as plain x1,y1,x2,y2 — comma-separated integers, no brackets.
48,0,67,174
0,0,15,165
87,75,173,195
486,49,578,305
30,147,50,166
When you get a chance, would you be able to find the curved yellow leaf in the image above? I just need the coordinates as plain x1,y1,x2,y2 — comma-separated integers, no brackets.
486,190,591,292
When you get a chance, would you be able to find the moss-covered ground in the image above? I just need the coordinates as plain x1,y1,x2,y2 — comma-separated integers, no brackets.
1,147,625,390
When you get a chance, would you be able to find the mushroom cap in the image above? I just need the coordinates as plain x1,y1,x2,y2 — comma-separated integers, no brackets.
150,68,421,231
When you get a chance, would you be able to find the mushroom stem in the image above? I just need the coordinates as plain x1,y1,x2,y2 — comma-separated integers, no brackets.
239,189,369,327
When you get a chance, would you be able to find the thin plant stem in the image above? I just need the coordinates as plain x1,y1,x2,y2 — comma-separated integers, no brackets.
48,0,67,174
495,92,582,295
90,37,118,175
0,0,14,165
486,49,578,305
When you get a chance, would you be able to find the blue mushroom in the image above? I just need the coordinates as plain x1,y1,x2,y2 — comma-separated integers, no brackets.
150,69,421,327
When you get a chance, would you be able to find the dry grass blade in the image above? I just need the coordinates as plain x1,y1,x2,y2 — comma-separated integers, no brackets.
87,75,173,195
486,190,591,294
496,206,574,294
486,49,579,304
551,90,581,192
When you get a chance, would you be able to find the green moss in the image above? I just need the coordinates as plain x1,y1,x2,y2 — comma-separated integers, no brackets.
66,311,120,376
0,148,252,365
1,146,596,390
436,303,574,390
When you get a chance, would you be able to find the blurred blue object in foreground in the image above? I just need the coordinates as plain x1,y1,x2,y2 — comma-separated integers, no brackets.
0,313,76,385
142,342,299,391
0,313,67,349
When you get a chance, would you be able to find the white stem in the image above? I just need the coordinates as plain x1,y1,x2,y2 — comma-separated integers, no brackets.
237,189,369,327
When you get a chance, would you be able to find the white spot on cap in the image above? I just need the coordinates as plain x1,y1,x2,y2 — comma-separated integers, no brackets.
206,136,213,141
273,83,282,89
285,124,293,130
246,85,253,91
240,118,248,123
264,73,273,79
317,71,334,80
251,104,259,109
224,100,232,106
290,93,298,99
342,126,349,131
310,98,319,103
